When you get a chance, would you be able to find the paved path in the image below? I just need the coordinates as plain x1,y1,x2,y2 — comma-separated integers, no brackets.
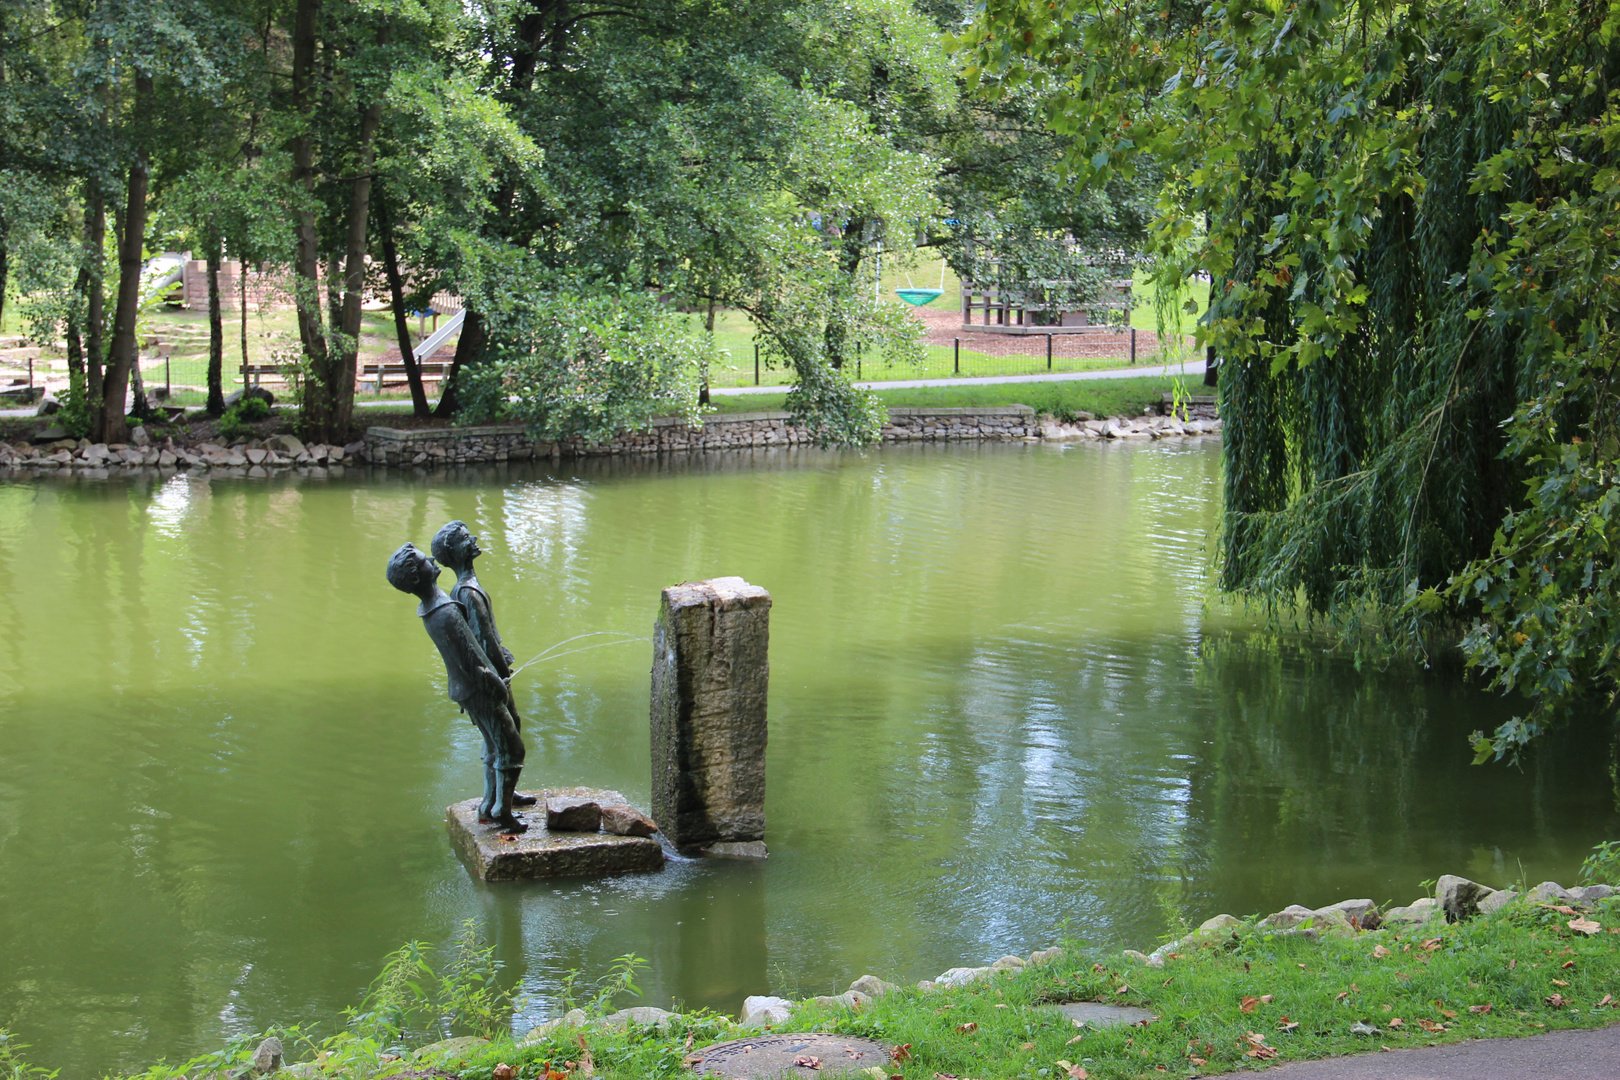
708,358,1206,395
1255,1023,1620,1079
0,360,1210,419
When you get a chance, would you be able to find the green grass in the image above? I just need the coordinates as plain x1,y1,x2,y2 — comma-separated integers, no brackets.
33,896,1613,1080
701,376,1190,422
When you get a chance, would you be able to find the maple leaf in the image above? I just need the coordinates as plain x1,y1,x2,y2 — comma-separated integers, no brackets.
1469,1003,1493,1014
1569,917,1601,935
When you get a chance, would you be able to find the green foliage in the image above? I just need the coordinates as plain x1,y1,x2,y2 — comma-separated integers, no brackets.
1581,841,1620,886
964,0,1620,757
558,953,650,1018
0,1030,57,1080
457,289,705,443
215,397,267,441
346,921,512,1050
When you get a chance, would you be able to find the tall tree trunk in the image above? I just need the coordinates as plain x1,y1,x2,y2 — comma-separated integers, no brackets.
317,49,386,445
377,188,429,416
289,0,330,432
86,192,105,406
99,73,153,444
0,217,9,337
700,297,714,405
240,265,249,383
206,220,225,414
65,191,94,387
434,309,484,417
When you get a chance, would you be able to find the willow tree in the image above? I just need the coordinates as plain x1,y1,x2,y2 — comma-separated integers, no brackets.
963,0,1620,759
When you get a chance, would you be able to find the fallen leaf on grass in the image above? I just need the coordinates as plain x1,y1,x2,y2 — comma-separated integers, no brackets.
1388,1018,1404,1028
792,1056,822,1070
1054,1059,1088,1079
890,1044,912,1063
1469,1003,1494,1014
1420,938,1443,952
1020,1042,1034,1051
1276,1018,1300,1033
1336,991,1349,1002
1541,903,1580,916
1547,993,1568,1009
1569,917,1602,935
1598,994,1615,1008
1240,996,1260,1013
1241,1032,1279,1060
1417,1019,1446,1033
1562,960,1577,969
492,1066,516,1080
1065,1034,1084,1046
1115,984,1130,995
1553,979,1570,987
1373,944,1391,958
955,1022,978,1034
1261,994,1274,1004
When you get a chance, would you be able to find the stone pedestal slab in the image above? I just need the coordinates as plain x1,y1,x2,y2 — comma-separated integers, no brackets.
447,786,664,881
651,577,770,855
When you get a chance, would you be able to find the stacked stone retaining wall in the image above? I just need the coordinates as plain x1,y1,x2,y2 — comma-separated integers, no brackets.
364,407,1040,466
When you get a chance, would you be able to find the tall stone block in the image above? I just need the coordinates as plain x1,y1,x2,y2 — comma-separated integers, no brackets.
651,577,770,856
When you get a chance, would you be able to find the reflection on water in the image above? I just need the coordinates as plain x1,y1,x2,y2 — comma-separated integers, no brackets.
0,442,1615,1076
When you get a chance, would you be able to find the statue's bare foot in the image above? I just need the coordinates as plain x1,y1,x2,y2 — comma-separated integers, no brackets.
512,792,538,807
492,813,528,834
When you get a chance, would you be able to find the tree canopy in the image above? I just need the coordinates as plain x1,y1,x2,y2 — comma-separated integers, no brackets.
962,0,1620,758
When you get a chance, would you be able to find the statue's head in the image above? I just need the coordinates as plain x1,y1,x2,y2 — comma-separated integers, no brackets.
431,519,480,569
386,542,439,595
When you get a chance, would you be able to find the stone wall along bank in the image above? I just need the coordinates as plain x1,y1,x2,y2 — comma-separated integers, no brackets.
363,407,1041,466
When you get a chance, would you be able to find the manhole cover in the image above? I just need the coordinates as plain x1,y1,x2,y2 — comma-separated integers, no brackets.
690,1033,892,1079
1040,1002,1157,1028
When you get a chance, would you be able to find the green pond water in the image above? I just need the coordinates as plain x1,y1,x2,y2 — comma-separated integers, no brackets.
1,441,1616,1077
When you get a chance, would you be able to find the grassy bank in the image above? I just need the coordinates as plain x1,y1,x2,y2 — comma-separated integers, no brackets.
10,891,1612,1080
702,377,1189,424
404,897,1620,1080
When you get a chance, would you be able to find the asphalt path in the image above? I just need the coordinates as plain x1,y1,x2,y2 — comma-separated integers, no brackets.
1252,1023,1620,1080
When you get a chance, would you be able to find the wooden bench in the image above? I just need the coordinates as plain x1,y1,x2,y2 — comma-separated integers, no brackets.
240,363,283,387
360,360,454,393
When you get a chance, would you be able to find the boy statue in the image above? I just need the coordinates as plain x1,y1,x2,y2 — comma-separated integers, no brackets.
431,519,537,813
386,542,528,832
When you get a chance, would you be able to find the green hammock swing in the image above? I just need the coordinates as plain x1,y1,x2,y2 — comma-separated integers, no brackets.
894,265,947,307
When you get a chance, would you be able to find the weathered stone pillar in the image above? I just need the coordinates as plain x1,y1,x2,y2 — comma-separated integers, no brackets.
650,577,769,857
